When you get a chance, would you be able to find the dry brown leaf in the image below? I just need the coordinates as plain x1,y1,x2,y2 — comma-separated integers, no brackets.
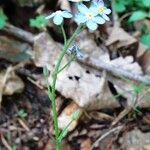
138,51,150,75
0,68,24,104
80,138,92,150
77,31,105,59
106,27,138,57
58,102,82,131
33,32,61,70
58,0,71,11
0,36,31,62
34,31,120,110
98,54,143,75
53,63,120,110
112,77,150,108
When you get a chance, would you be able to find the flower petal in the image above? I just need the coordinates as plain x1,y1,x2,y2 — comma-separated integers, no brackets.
75,14,87,23
89,3,99,16
93,16,105,24
62,11,73,18
53,14,63,25
45,12,55,19
104,8,111,15
93,0,104,6
102,14,110,21
86,20,98,30
77,3,89,14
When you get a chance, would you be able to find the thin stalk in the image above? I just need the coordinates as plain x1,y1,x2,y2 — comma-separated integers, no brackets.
61,25,67,45
50,24,83,150
58,55,76,74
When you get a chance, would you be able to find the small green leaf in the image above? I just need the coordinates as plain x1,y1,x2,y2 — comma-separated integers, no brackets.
129,11,148,22
58,128,69,143
114,1,126,13
142,0,150,7
141,34,150,48
18,109,27,118
30,15,48,29
71,109,80,120
0,8,8,29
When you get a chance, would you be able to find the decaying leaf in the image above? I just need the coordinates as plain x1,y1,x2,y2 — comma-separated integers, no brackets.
0,68,24,104
138,50,150,75
106,27,138,57
112,77,150,108
54,62,120,110
0,36,31,62
34,31,120,110
58,102,82,131
58,0,71,11
33,32,61,70
98,54,143,75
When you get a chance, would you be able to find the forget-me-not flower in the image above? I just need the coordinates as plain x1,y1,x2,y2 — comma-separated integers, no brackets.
94,1,111,21
75,3,105,30
46,10,72,25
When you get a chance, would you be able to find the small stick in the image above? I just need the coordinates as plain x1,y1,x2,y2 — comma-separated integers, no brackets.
4,24,34,44
91,125,123,150
1,134,12,150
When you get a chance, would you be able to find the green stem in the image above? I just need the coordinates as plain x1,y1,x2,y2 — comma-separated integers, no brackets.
61,25,67,45
50,24,83,150
58,55,76,74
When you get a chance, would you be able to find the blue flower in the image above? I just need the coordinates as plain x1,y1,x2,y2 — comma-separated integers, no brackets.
94,2,111,21
75,3,105,30
46,10,72,25
69,0,90,2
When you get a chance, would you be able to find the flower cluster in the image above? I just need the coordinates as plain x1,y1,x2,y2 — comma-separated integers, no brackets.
46,0,111,30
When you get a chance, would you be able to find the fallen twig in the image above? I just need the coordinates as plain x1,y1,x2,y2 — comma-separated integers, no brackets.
91,125,123,150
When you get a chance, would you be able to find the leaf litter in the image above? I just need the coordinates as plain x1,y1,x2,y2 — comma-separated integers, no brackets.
0,0,150,150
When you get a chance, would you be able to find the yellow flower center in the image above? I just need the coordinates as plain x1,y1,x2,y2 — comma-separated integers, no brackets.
99,7,104,13
86,13,94,20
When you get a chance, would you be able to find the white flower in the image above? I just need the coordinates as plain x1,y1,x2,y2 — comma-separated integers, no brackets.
95,2,111,21
46,10,72,25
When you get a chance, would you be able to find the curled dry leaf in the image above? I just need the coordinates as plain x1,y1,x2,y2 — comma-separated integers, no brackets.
0,36,31,62
58,0,71,11
111,77,150,108
106,27,138,57
0,69,24,104
138,50,150,75
34,31,120,110
58,102,82,131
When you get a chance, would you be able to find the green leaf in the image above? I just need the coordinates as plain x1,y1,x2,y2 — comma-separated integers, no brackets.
18,109,27,118
30,15,48,29
142,0,150,7
0,8,8,29
114,1,126,13
141,34,150,48
129,11,148,22
71,109,80,120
